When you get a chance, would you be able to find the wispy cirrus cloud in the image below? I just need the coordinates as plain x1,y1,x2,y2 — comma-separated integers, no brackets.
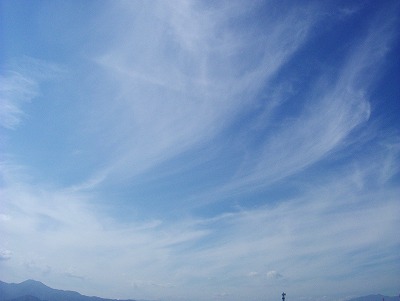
1,1,399,301
74,0,398,200
0,71,38,129
0,58,63,130
3,136,399,299
228,8,396,190
74,1,319,188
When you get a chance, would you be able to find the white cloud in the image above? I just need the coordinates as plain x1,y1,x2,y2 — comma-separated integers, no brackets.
267,270,283,280
247,271,259,277
74,1,318,188
0,249,12,261
0,214,11,222
64,268,85,280
180,6,399,207
0,71,38,129
1,2,399,301
232,12,393,189
1,140,399,300
214,292,230,298
0,58,63,130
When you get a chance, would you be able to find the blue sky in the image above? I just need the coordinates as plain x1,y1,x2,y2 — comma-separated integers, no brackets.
1,1,399,301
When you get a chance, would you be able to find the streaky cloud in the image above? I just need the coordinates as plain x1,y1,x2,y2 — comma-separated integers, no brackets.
1,1,399,301
0,57,63,130
77,1,318,188
0,71,38,129
226,7,398,191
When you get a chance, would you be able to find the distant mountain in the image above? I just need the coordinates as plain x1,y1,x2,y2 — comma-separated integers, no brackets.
4,296,42,301
347,295,399,301
1,280,398,301
0,280,136,301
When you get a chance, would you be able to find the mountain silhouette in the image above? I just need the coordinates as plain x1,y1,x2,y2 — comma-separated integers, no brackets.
0,280,136,301
4,296,42,301
1,280,398,301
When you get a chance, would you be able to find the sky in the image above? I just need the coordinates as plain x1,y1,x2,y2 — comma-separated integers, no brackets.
0,1,399,301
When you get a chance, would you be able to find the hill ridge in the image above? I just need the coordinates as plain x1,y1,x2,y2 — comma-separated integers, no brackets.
0,280,136,301
1,280,398,301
